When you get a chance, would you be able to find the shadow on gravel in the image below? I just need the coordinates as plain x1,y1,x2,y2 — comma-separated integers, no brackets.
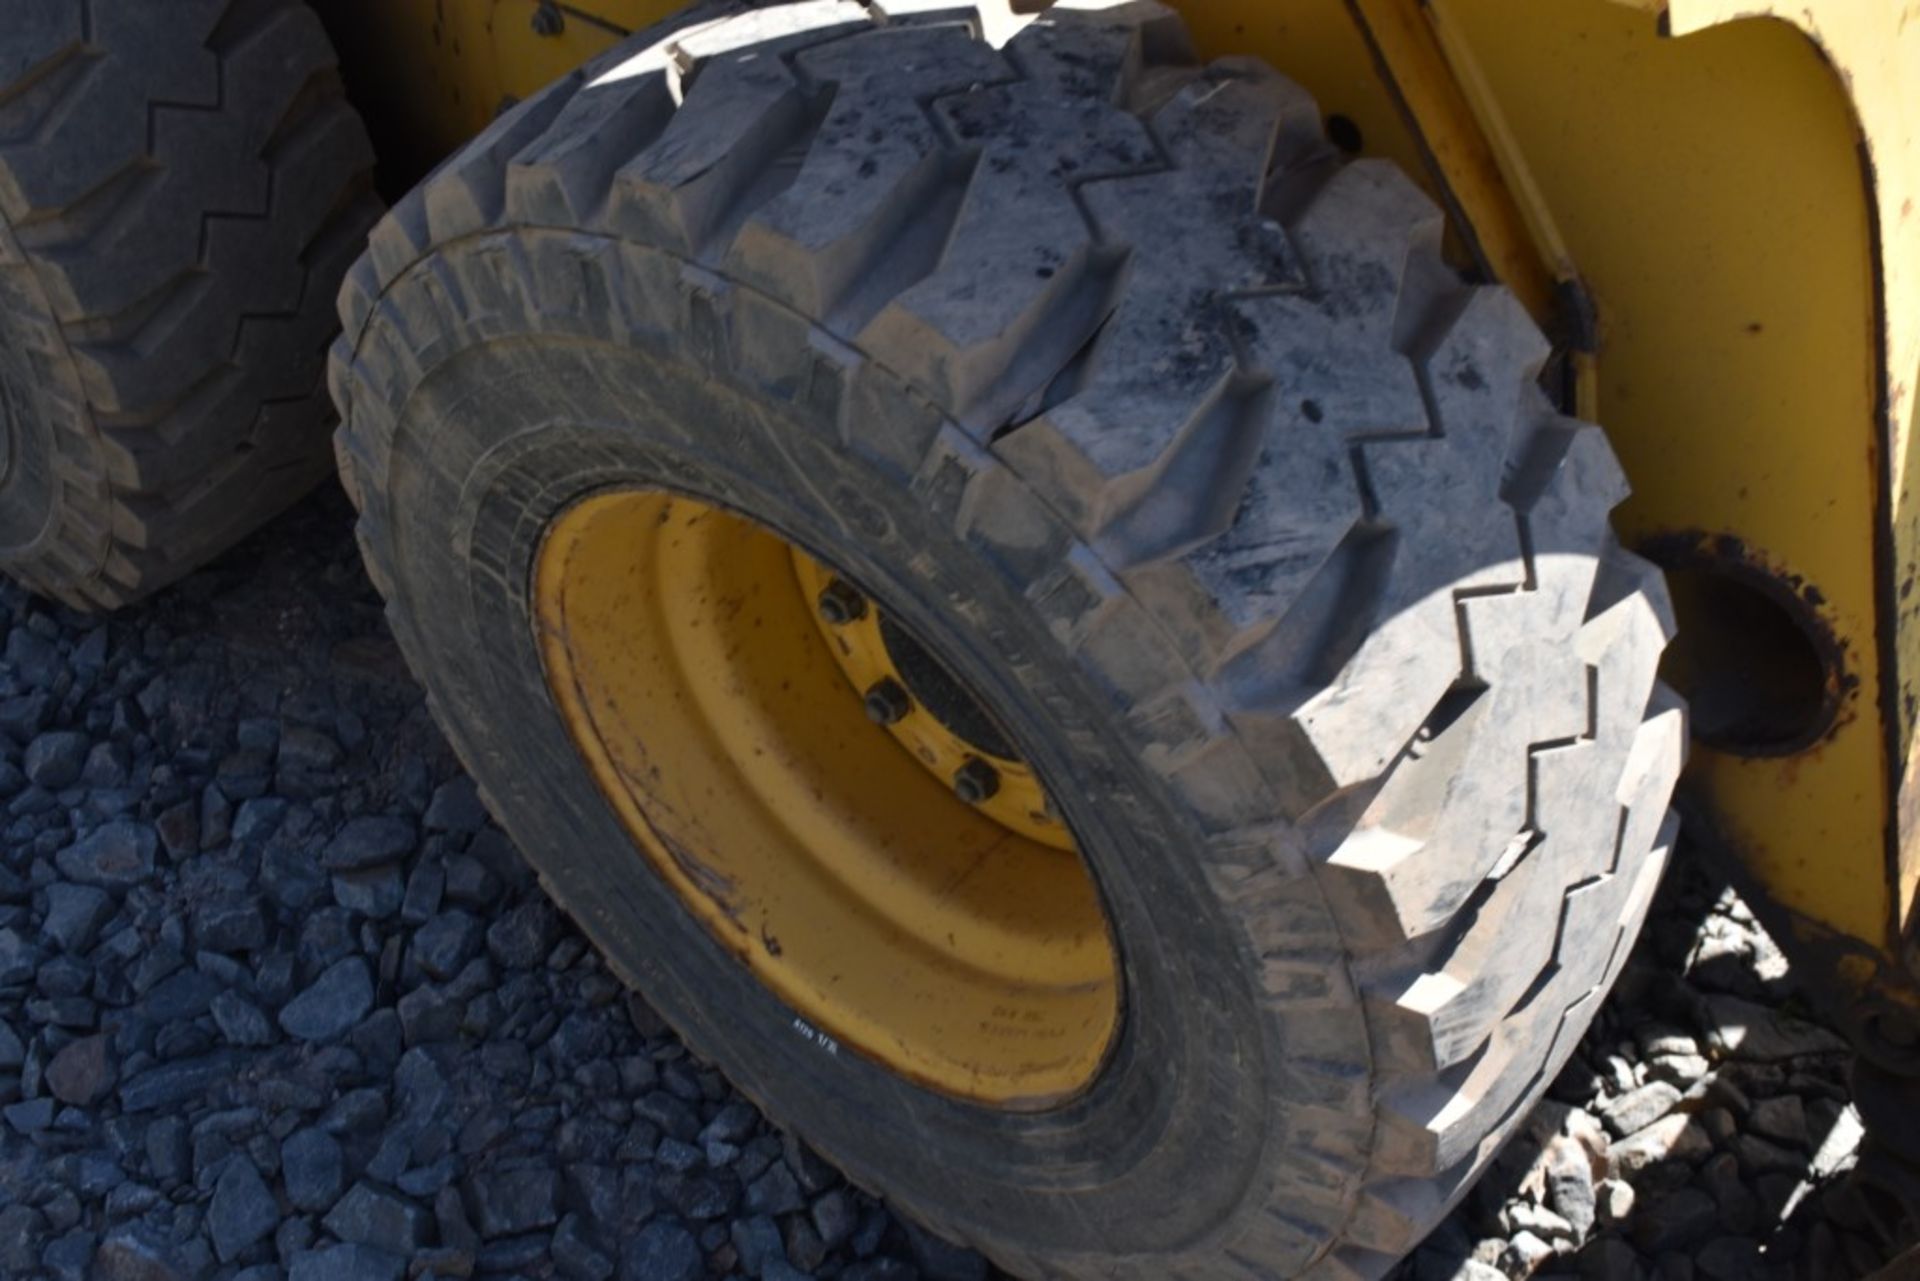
1395,843,1902,1281
0,488,1903,1281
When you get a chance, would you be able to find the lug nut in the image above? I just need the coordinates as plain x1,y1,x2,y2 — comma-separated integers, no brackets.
953,758,1001,805
863,679,911,726
816,577,867,626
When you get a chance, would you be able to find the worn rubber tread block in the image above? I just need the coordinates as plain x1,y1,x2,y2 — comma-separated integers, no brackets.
328,4,1684,1278
0,0,379,609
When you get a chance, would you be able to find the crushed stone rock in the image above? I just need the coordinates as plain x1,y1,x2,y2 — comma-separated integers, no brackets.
0,495,1892,1281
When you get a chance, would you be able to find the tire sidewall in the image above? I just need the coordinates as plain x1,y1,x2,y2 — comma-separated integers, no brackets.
0,319,56,556
0,237,79,562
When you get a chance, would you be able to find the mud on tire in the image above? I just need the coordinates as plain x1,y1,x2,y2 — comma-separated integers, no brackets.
328,3,1685,1277
0,0,380,609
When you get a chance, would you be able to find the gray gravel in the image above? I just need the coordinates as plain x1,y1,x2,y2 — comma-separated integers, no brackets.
0,489,1903,1280
1396,841,1901,1280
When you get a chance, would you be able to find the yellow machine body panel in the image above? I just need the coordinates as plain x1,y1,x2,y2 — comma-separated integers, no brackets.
1321,0,1920,1028
320,0,1920,1027
1149,0,1920,1023
1417,0,1904,984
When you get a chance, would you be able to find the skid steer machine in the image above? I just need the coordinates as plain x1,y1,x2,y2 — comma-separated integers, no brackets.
2,0,1917,1275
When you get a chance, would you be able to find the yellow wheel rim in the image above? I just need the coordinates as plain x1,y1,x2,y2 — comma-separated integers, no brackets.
534,489,1120,1107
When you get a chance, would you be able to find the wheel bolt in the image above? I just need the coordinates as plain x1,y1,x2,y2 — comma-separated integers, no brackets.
953,758,1001,805
816,577,867,625
863,679,911,726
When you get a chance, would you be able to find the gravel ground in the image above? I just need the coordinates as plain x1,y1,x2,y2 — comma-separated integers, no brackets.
0,490,1903,1281
1393,861,1899,1281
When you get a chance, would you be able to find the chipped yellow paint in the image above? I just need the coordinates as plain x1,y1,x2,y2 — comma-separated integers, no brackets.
788,548,1075,852
535,490,1119,1106
1651,0,1920,954
1189,0,1910,968
1342,0,1564,327
1188,0,1920,997
1422,0,1894,958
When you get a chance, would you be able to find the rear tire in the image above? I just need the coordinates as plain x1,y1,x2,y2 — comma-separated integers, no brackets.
329,4,1685,1277
0,0,380,608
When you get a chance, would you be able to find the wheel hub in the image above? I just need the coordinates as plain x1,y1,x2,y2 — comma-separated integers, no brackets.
790,550,1073,852
534,488,1118,1107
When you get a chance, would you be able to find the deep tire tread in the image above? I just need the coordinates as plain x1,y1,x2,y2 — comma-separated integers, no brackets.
330,4,1683,1278
0,0,378,609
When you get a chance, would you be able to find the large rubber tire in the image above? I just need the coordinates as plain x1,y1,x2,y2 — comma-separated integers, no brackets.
0,0,380,609
329,4,1685,1277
